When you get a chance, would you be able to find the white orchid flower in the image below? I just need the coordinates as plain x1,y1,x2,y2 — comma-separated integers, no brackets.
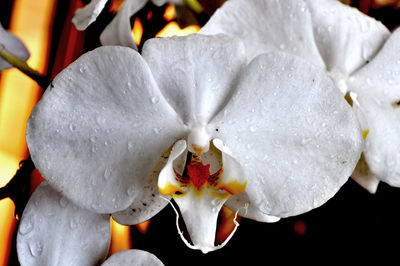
0,22,30,70
27,34,362,253
201,0,400,193
72,0,182,49
17,182,164,265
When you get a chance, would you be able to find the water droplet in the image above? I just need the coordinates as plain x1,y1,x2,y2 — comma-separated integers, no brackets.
127,142,134,152
104,141,110,146
327,25,333,32
126,187,135,196
29,241,43,257
211,198,221,206
153,127,161,134
212,49,222,59
279,43,286,50
301,137,312,145
59,196,68,208
69,218,77,230
79,66,87,73
127,81,132,87
69,124,76,131
19,219,34,235
96,116,106,125
293,159,299,165
103,167,112,180
151,96,160,104
249,126,256,132
91,145,98,153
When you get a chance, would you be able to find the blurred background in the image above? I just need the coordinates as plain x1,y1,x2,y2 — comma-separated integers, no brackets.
0,0,399,265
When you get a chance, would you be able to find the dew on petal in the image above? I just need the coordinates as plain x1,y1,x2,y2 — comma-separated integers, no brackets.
103,167,112,180
69,218,78,230
151,96,160,104
59,196,69,208
29,241,44,257
19,218,34,235
69,123,76,131
126,186,135,196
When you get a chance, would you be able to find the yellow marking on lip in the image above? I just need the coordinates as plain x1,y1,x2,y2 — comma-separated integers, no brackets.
218,180,247,195
158,181,184,196
362,129,370,140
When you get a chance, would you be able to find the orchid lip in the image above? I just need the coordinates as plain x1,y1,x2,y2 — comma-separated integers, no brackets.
157,139,247,252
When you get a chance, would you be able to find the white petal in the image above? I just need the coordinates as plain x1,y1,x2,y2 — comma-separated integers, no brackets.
112,149,171,225
158,140,187,195
17,182,110,266
225,193,280,223
142,34,247,125
100,0,147,49
200,0,324,67
0,23,29,70
348,28,400,186
212,139,246,194
101,249,164,266
27,46,184,213
305,0,390,75
210,52,363,217
72,0,109,30
351,154,380,194
173,187,229,254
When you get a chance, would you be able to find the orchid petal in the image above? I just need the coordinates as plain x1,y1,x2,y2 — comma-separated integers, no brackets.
142,34,247,125
210,52,362,217
101,249,164,266
158,140,187,195
0,23,29,70
212,139,246,194
305,0,390,76
173,186,229,254
112,149,171,225
27,46,184,214
72,0,108,30
200,0,324,67
224,191,280,223
348,28,400,186
17,182,110,266
351,154,380,194
100,0,147,49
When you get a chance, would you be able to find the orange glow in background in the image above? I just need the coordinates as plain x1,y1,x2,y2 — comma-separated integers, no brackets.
132,17,144,46
157,4,200,38
0,0,54,265
109,218,132,255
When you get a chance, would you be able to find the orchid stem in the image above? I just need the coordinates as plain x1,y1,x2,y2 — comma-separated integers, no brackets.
0,44,50,88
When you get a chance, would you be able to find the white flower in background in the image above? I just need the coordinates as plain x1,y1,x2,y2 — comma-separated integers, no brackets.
17,182,164,265
72,0,182,49
0,22,29,70
101,249,164,266
17,182,110,265
26,34,362,253
201,0,400,193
